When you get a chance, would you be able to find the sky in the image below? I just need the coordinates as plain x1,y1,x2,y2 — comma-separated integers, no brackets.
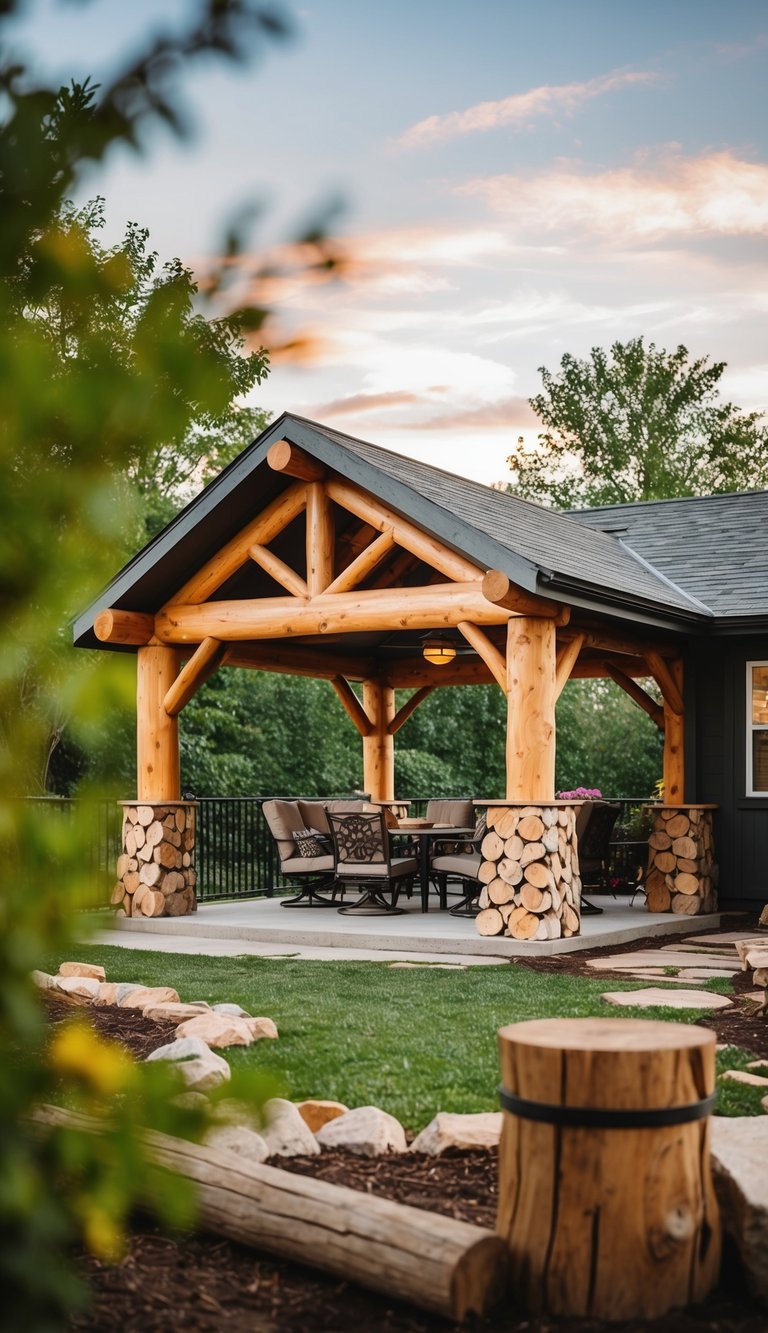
11,0,768,484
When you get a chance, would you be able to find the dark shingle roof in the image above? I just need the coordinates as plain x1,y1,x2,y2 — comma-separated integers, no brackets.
568,490,768,619
75,414,768,647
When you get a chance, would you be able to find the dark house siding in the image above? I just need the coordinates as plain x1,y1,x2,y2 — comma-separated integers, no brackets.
689,634,768,908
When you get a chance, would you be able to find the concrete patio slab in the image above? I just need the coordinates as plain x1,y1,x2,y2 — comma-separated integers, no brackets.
98,896,721,960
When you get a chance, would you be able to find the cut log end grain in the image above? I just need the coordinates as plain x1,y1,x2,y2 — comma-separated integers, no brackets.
507,908,540,940
488,879,515,906
481,831,505,861
517,815,545,842
497,858,523,887
673,872,700,896
523,861,553,891
476,907,505,936
665,813,691,838
672,893,701,915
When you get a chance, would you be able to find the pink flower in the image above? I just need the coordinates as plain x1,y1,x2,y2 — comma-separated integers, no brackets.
556,787,603,800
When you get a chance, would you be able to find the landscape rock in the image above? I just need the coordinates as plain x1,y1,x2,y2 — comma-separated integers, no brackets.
261,1098,320,1157
174,1013,278,1048
205,1124,269,1165
711,1116,768,1306
296,1099,349,1134
315,1106,407,1157
211,1003,252,1018
54,975,101,1002
58,961,106,981
600,987,733,1010
410,1111,503,1155
117,985,180,1009
721,1070,768,1088
142,1001,211,1023
31,970,58,990
113,983,144,1005
146,1035,231,1091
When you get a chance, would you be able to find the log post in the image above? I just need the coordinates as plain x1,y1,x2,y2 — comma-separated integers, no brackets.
663,658,685,804
496,1017,721,1320
362,680,395,801
137,646,180,802
504,617,556,801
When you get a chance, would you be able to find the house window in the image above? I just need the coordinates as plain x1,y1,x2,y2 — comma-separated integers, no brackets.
747,661,768,795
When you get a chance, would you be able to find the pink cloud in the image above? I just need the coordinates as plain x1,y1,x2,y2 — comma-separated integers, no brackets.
458,150,768,242
397,68,656,150
407,396,540,431
301,390,426,417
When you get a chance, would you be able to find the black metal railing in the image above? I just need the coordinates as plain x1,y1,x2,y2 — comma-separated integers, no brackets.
26,792,655,905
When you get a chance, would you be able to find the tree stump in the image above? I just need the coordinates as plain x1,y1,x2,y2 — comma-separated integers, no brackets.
497,1017,720,1320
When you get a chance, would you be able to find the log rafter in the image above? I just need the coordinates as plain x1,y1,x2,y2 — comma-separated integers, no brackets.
457,621,507,693
330,675,374,736
604,660,665,730
163,637,227,717
248,544,308,598
644,650,684,716
387,685,436,735
554,632,586,700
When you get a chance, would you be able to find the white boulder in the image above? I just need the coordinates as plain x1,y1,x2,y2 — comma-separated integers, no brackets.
711,1116,768,1306
410,1111,503,1155
316,1106,407,1157
261,1098,320,1157
174,1013,278,1048
146,1035,231,1091
205,1124,269,1165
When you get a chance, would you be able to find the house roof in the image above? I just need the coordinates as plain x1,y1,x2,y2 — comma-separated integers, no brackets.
74,413,768,650
568,490,768,624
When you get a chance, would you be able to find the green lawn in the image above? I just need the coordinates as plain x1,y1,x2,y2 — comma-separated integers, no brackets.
41,945,766,1131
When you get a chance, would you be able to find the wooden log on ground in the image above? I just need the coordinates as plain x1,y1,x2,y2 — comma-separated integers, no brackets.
35,1105,507,1321
496,1018,720,1320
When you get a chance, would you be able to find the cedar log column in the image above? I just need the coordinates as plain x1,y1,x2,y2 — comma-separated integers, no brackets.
505,617,556,801
663,658,685,804
137,645,180,802
362,680,395,801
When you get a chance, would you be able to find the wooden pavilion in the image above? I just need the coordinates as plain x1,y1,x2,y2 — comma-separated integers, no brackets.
74,414,768,917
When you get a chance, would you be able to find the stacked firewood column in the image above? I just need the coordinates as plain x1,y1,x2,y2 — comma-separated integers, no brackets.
644,804,718,916
475,804,582,941
112,801,198,918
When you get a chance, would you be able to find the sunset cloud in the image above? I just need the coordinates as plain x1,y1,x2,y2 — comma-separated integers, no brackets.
407,396,540,431
459,150,768,242
397,68,655,150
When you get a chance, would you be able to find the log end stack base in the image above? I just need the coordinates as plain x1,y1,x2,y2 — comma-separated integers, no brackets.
645,804,718,917
475,803,582,941
113,801,198,918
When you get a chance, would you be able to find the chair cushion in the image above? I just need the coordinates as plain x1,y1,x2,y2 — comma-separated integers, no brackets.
262,799,305,863
297,800,330,834
431,852,482,877
336,855,417,878
281,853,334,875
425,799,474,827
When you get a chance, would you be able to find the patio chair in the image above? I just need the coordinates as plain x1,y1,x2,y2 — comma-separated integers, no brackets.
328,809,416,916
425,798,474,828
430,815,486,915
574,800,622,916
262,798,338,908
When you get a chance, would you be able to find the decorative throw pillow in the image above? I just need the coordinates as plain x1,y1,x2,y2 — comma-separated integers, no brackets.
293,828,323,858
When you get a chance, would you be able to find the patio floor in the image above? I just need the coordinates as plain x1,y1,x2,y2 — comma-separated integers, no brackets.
99,895,722,962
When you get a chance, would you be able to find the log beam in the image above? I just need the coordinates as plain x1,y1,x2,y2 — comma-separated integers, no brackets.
604,661,664,730
554,632,585,700
137,646,180,801
266,438,326,482
249,544,308,599
385,659,495,688
156,582,510,644
457,621,507,693
326,477,485,584
645,650,684,716
324,529,395,596
94,609,154,646
482,570,567,622
387,685,435,735
167,481,307,606
505,617,556,802
224,643,375,682
163,638,227,717
363,680,395,801
331,676,374,736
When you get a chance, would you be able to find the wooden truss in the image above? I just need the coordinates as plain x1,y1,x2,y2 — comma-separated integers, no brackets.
94,440,685,805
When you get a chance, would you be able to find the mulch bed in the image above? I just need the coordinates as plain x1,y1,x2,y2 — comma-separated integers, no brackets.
52,922,767,1331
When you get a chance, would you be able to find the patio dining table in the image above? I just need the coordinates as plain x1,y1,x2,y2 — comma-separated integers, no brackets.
392,821,475,913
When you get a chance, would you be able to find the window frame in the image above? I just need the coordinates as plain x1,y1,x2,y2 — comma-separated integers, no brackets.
746,660,768,797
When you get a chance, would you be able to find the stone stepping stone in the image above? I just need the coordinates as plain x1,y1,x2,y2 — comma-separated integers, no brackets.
613,971,726,985
676,968,738,980
684,930,768,946
721,1070,768,1088
601,987,733,1010
588,951,735,971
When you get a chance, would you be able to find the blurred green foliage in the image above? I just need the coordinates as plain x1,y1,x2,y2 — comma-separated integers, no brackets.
0,2,293,1325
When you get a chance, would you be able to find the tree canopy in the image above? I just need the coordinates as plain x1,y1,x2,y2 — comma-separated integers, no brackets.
507,337,768,509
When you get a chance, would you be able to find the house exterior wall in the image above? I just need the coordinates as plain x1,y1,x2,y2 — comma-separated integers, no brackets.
686,633,768,909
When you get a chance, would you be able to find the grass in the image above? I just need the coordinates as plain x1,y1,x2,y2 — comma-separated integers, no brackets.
41,944,765,1132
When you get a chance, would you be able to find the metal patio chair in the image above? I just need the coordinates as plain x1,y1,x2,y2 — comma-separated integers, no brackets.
328,809,415,916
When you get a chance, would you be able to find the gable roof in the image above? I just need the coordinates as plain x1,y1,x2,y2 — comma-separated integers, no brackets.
75,413,767,650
